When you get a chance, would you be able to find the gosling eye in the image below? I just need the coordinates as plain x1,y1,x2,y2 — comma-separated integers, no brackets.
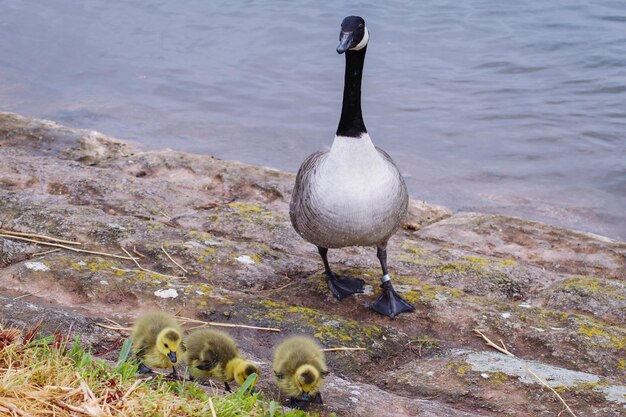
164,343,169,349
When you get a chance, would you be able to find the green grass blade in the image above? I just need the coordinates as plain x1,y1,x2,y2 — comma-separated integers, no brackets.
236,372,257,396
115,338,133,369
268,400,278,416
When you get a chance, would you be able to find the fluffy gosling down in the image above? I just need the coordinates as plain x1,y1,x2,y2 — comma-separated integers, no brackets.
273,336,328,409
184,328,258,392
131,311,183,378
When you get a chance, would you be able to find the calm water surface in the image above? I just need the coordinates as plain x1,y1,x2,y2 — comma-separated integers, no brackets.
1,0,625,239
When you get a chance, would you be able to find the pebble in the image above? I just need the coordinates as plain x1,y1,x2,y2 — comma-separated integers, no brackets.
154,288,178,298
236,255,255,265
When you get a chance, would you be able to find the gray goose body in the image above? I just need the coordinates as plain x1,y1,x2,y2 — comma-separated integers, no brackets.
290,134,408,248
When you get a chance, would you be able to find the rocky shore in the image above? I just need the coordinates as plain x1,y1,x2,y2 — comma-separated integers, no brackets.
1,112,624,416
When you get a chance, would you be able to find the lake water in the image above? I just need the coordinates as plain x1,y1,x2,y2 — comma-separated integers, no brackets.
1,0,625,240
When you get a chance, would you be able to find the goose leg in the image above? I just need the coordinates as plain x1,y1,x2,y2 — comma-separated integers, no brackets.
171,366,178,379
224,382,232,392
370,245,415,318
137,363,153,374
318,246,364,300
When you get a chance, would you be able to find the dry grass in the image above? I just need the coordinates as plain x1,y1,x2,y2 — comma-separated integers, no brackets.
0,233,135,260
0,326,321,417
95,315,281,333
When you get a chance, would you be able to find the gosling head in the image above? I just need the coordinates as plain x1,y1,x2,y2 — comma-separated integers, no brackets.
156,327,182,363
294,364,321,400
234,361,259,385
337,15,369,54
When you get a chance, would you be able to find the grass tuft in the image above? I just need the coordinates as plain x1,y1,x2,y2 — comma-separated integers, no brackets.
0,325,326,416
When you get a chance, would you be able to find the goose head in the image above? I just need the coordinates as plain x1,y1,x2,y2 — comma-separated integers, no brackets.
156,327,181,363
336,16,369,54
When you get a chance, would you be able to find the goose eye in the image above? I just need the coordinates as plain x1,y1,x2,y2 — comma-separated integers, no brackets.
358,24,364,28
164,343,169,348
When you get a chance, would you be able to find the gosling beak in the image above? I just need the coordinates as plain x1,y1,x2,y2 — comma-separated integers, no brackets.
336,31,353,54
168,351,177,363
301,392,310,402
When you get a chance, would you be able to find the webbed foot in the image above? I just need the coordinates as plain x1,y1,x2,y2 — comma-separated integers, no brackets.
289,396,310,410
326,273,364,300
370,281,415,318
310,392,323,404
137,363,153,374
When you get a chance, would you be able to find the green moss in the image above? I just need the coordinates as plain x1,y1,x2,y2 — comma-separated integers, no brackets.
448,361,471,377
251,299,386,347
60,256,123,274
554,381,610,401
146,222,164,231
496,304,568,333
559,276,625,300
398,241,441,265
490,371,508,384
574,315,626,349
400,282,466,304
86,258,121,273
477,371,508,384
463,256,517,267
432,255,516,277
340,267,379,281
228,202,265,213
186,230,214,242
206,202,287,234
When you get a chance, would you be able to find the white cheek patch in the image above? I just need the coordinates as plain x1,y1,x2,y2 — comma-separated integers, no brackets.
351,27,369,51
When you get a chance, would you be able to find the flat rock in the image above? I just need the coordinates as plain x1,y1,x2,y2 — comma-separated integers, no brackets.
416,212,626,278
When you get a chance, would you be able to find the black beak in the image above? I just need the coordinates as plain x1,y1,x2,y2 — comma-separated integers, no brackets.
301,392,310,402
336,31,353,54
168,351,177,363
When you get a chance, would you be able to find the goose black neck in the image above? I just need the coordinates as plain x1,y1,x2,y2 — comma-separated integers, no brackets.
336,47,367,138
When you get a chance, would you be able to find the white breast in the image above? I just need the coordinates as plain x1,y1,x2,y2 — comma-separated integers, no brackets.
317,134,397,207
300,133,408,248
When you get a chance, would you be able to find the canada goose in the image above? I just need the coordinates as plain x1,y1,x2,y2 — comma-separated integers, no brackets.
273,335,328,409
184,328,258,392
131,311,183,378
289,15,415,318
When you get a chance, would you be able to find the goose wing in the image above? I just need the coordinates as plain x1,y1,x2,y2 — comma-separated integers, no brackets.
289,150,327,222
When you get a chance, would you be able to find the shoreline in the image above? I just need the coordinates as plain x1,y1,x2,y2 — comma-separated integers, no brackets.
7,109,624,242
